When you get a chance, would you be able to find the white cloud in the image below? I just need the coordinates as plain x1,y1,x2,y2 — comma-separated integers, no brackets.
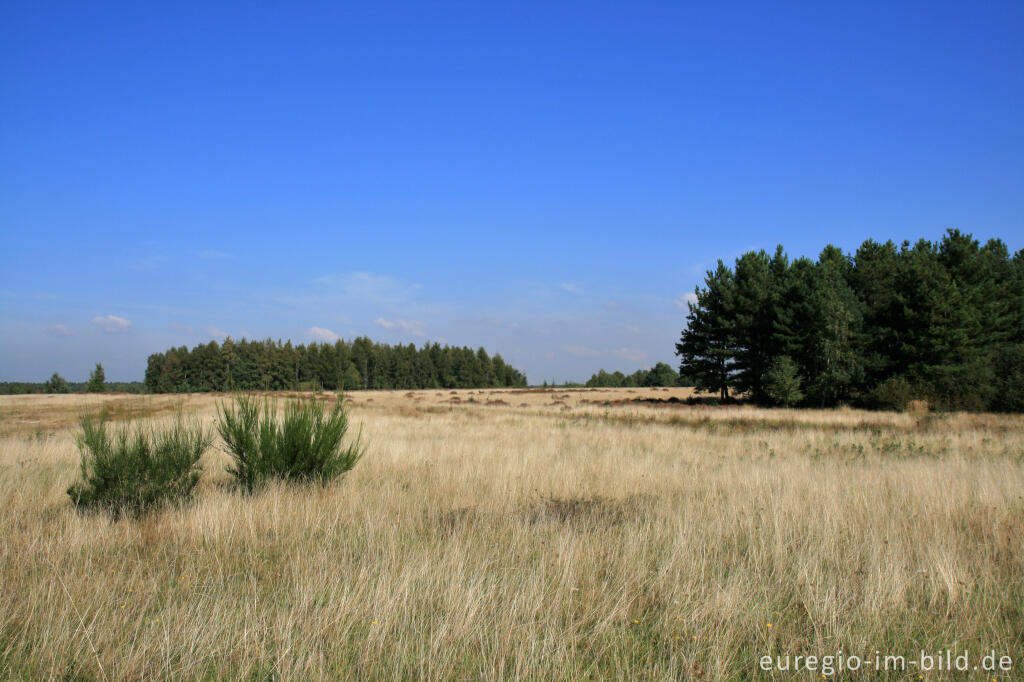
602,300,620,310
373,318,427,337
560,282,583,295
309,326,341,342
674,292,699,310
198,249,231,260
611,347,647,362
43,323,72,336
91,315,132,333
624,325,642,334
560,345,600,357
203,326,229,340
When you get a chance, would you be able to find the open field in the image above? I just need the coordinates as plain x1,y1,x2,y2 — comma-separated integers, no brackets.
2,389,1023,680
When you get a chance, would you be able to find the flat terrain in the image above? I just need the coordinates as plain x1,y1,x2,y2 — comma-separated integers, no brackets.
1,389,1022,680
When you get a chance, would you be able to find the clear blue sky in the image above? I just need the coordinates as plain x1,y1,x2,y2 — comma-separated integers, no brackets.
2,0,1022,382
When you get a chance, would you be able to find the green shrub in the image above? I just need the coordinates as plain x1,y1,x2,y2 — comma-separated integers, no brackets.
67,414,211,518
216,395,364,492
764,356,803,407
867,374,933,412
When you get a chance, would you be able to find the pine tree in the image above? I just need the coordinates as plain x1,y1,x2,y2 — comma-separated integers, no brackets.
220,337,237,391
806,245,864,406
676,261,736,400
86,363,106,393
849,239,903,390
44,372,70,394
765,356,803,407
730,250,780,403
342,363,362,391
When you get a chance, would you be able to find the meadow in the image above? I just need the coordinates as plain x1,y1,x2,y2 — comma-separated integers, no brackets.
1,389,1022,680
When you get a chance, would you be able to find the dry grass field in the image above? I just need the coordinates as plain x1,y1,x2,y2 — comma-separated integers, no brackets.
1,388,1022,680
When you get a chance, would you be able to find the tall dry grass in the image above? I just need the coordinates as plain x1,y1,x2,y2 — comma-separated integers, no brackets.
1,390,1022,679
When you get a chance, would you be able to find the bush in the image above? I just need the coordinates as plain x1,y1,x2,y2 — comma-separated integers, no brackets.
867,374,916,411
765,356,803,407
217,395,364,492
67,415,211,518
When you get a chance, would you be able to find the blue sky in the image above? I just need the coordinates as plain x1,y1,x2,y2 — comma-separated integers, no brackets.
2,0,1022,382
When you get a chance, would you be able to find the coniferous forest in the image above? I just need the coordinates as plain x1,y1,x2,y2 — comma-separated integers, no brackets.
677,230,1024,412
143,337,527,393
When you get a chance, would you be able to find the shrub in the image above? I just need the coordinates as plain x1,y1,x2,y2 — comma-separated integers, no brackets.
67,414,211,518
217,395,364,492
867,374,916,411
764,356,803,407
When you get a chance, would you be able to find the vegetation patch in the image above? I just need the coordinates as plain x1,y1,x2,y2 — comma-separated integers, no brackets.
216,394,365,492
67,414,211,518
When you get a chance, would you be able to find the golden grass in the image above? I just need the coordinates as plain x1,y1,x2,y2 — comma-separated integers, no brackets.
1,389,1022,679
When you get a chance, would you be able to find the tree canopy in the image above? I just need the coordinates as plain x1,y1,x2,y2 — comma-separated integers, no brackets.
85,363,106,393
144,337,527,393
677,230,1024,411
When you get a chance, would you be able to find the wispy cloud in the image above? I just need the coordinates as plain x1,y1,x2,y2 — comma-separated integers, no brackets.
313,272,420,306
674,292,698,310
309,326,340,342
602,300,620,310
560,282,583,295
373,318,427,337
202,326,229,340
43,323,72,337
611,347,647,362
198,249,231,260
91,315,133,333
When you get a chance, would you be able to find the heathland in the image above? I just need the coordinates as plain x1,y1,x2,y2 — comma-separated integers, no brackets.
1,389,1022,679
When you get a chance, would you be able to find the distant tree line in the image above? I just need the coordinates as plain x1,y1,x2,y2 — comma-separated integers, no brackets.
677,230,1024,412
0,380,145,396
1,363,131,395
144,337,528,393
584,362,691,388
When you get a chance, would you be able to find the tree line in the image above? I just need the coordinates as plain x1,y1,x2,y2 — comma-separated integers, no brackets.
677,230,1024,411
584,362,691,388
1,364,143,395
0,381,146,395
144,337,528,393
